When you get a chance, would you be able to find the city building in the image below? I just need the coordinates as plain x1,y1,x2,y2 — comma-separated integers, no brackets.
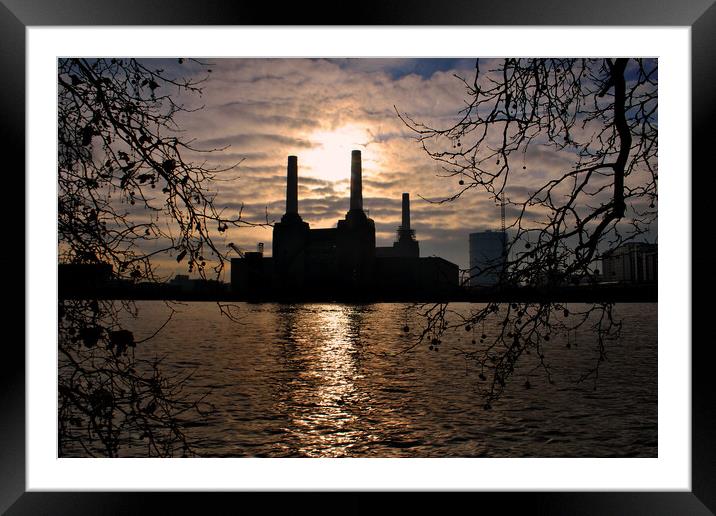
601,242,657,283
468,230,507,287
231,151,459,298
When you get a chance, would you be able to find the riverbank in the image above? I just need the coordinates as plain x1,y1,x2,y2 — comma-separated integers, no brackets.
59,283,657,303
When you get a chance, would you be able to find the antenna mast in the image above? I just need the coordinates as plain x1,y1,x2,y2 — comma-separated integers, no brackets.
500,195,506,235
500,194,507,266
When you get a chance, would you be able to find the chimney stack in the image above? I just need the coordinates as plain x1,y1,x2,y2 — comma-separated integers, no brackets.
350,150,363,211
401,193,411,230
286,155,298,215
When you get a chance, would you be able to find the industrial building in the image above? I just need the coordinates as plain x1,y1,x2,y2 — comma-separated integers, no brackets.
468,230,507,287
376,193,420,259
231,151,459,299
601,242,657,283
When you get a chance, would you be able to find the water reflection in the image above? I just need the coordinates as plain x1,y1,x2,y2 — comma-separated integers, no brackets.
273,304,377,456
71,302,657,458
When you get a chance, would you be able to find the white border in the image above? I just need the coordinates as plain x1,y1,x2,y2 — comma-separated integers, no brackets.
27,27,691,491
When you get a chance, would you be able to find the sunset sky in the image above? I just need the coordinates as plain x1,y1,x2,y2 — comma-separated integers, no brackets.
135,58,656,278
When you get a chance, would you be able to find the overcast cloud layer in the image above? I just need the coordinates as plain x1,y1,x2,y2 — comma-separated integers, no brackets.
140,58,654,278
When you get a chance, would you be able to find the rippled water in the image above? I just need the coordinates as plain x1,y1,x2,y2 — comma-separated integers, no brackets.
66,302,658,457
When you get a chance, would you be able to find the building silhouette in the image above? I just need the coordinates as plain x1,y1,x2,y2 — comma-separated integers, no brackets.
376,193,420,258
231,151,459,298
601,242,657,283
468,230,507,287
58,262,113,293
168,274,228,293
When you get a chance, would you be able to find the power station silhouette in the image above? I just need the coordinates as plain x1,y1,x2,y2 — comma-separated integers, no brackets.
231,150,459,300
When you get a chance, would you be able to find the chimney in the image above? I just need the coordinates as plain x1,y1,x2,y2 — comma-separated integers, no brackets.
350,150,363,211
286,155,298,215
401,193,411,230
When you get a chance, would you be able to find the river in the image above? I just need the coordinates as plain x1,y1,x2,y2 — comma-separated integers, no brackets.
61,302,657,457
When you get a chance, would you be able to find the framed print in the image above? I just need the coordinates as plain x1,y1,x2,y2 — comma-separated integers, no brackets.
3,0,713,513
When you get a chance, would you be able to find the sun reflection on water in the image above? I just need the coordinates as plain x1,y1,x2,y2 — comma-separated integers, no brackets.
273,304,380,457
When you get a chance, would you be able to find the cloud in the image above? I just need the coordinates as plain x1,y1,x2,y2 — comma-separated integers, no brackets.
199,133,318,150
126,57,656,276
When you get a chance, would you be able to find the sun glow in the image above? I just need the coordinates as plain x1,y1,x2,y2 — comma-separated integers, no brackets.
301,125,374,183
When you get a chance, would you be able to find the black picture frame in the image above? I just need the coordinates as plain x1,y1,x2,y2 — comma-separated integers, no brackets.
3,1,711,514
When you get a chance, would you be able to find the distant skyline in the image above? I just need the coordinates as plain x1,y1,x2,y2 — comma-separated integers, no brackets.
128,58,655,278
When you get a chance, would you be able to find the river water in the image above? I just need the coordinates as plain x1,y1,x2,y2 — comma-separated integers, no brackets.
64,302,658,457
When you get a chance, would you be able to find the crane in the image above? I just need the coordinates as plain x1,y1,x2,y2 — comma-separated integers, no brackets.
227,242,245,258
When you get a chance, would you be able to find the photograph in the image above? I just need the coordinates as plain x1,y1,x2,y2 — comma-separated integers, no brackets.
57,56,659,459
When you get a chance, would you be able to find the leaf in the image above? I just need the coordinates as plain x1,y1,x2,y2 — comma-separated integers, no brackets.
79,327,102,348
162,159,176,174
109,329,135,349
81,125,92,146
176,250,187,263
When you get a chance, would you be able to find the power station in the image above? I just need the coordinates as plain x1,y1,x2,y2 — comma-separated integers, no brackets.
231,150,459,299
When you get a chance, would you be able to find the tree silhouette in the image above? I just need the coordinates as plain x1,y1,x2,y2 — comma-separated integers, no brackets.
58,298,212,457
59,58,251,279
58,58,248,455
397,58,657,406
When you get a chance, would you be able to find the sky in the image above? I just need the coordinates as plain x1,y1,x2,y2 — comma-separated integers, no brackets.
132,58,656,279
